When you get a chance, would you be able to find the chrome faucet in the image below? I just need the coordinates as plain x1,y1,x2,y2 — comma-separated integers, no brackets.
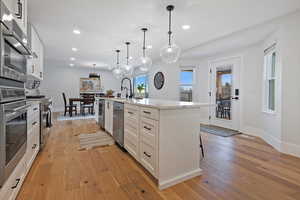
121,77,133,98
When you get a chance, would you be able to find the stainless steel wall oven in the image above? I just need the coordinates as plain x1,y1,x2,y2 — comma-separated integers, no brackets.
0,1,31,83
0,78,27,188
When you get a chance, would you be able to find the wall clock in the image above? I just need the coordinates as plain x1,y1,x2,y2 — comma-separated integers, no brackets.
154,72,165,90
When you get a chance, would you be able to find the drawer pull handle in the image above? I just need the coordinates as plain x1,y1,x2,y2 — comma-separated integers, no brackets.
32,144,37,149
33,108,38,111
143,111,151,114
32,121,37,126
11,178,20,189
144,126,151,131
144,152,151,158
128,111,134,114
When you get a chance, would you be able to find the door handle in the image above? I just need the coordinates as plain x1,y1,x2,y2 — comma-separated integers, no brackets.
143,111,151,114
11,178,21,189
144,152,151,158
16,0,23,19
231,97,239,100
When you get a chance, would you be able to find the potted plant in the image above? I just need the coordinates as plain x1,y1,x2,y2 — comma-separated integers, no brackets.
136,83,145,98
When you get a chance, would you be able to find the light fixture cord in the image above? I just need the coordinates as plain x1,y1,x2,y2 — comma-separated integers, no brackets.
143,30,146,57
126,43,129,65
168,8,172,46
116,50,120,65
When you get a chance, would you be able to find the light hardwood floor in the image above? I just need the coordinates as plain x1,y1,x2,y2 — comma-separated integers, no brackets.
16,119,300,200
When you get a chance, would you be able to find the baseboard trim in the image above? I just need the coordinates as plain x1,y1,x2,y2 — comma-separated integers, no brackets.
158,168,202,190
241,126,300,158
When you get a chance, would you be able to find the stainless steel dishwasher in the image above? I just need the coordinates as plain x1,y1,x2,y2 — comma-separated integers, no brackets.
113,102,124,147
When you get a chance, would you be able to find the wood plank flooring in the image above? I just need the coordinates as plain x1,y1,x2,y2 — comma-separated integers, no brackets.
16,119,300,200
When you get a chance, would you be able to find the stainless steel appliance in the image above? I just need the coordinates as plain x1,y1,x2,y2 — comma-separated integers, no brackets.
39,98,52,150
0,1,31,82
0,78,28,188
113,102,124,147
98,99,105,129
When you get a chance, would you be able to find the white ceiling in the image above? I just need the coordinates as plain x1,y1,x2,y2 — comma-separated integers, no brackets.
28,0,300,69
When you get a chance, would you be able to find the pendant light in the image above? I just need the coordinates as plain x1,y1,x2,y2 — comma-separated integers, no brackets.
89,64,100,79
112,50,123,79
160,5,181,63
139,28,152,72
121,42,134,77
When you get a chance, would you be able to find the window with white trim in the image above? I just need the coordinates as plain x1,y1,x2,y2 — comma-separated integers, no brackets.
179,69,194,102
263,44,276,112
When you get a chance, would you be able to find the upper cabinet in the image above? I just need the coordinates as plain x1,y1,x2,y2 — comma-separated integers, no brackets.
3,0,28,35
27,24,44,80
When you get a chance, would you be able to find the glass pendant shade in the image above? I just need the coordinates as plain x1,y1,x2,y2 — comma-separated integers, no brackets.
112,66,123,79
160,43,181,63
139,56,152,72
121,64,134,76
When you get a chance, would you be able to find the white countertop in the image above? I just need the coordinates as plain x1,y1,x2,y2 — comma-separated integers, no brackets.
96,97,211,110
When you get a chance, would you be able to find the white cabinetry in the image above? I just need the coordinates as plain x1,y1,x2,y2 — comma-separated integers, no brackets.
25,103,40,169
104,100,113,135
27,25,44,80
0,102,40,200
2,0,28,34
124,105,159,177
94,99,99,123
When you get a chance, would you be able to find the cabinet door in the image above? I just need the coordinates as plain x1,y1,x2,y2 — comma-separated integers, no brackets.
14,0,27,34
38,40,44,80
109,102,114,135
104,101,110,131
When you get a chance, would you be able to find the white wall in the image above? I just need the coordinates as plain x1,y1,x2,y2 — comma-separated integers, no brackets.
148,11,300,157
40,64,120,112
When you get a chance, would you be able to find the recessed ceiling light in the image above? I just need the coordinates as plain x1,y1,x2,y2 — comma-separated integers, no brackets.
182,25,191,30
147,45,152,49
70,64,74,67
73,29,81,35
72,48,78,52
70,57,75,61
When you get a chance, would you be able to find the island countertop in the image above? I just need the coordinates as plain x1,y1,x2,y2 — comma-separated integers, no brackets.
96,97,210,110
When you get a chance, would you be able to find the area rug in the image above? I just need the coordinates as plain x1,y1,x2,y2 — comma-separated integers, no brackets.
200,124,241,137
78,131,114,150
57,114,95,121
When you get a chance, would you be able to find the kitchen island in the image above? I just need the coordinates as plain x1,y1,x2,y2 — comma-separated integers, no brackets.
96,97,210,189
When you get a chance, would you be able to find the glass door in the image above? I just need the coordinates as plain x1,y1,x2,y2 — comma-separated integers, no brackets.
209,57,241,130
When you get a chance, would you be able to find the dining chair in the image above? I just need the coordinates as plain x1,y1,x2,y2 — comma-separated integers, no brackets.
62,93,77,116
80,97,94,115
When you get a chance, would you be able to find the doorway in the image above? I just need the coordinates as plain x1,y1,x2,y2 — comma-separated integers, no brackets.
209,57,241,131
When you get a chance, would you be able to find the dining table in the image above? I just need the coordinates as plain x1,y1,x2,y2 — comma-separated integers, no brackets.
69,97,94,117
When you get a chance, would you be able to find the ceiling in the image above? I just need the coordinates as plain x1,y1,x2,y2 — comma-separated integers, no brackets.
28,0,300,70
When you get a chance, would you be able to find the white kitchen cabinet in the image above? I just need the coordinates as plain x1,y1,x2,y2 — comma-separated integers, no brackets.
25,103,40,170
2,0,28,35
27,25,44,80
94,99,99,123
104,100,113,135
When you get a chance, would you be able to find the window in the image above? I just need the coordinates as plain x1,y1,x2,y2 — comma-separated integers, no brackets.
133,74,149,98
263,45,276,112
180,69,194,102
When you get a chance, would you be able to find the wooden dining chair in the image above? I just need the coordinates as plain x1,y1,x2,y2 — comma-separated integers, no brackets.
62,93,77,116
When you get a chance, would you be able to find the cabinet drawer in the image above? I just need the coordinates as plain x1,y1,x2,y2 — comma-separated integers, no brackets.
27,104,39,116
140,107,159,120
140,142,156,176
124,136,139,160
125,104,139,111
125,117,139,132
140,117,157,147
125,109,139,122
0,157,26,200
